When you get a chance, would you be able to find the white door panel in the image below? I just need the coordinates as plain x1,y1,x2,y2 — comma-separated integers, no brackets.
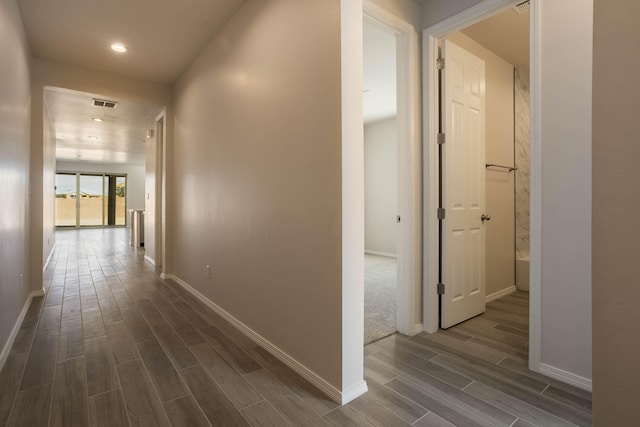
441,40,486,329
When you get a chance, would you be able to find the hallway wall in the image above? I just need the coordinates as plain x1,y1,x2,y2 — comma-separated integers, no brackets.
0,0,33,364
43,101,56,265
173,0,343,391
593,0,640,422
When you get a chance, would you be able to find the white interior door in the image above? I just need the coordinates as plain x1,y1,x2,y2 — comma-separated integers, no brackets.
440,39,486,329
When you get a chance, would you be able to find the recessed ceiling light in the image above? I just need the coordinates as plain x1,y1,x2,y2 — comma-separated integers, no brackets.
88,136,99,140
110,43,127,53
92,117,103,122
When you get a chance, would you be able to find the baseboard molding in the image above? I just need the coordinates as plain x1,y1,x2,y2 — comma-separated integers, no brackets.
341,380,369,405
485,285,516,303
364,250,397,258
166,274,351,404
159,272,169,280
0,290,43,372
43,242,56,272
410,323,423,336
539,363,592,392
144,255,155,266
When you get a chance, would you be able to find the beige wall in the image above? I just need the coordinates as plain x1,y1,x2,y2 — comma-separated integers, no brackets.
369,0,423,29
593,0,640,422
422,0,483,28
0,0,33,364
42,100,56,265
445,31,516,299
364,118,398,256
538,0,592,382
173,0,343,389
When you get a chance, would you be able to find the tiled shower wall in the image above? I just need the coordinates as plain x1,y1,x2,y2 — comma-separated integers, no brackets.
515,68,530,259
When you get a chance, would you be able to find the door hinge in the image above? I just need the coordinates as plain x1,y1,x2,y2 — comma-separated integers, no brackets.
437,133,445,145
437,283,445,295
436,58,445,70
437,208,445,220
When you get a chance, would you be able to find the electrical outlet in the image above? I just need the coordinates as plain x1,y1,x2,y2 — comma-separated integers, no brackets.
205,265,211,279
19,273,23,288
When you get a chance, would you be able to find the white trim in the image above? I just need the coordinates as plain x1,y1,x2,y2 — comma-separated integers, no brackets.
0,290,44,371
154,109,167,275
144,255,155,266
341,0,366,403
485,286,516,303
410,323,424,335
43,242,56,272
341,381,369,405
159,272,169,280
364,0,422,339
539,363,592,392
422,29,440,334
528,0,542,375
166,274,347,404
364,250,397,258
422,0,540,364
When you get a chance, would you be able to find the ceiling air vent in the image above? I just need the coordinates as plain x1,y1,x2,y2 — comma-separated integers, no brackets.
512,0,530,14
92,98,118,108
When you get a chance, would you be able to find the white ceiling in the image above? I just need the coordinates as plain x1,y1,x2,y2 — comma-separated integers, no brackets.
46,87,158,165
17,0,246,84
461,7,530,69
363,21,397,125
17,0,246,167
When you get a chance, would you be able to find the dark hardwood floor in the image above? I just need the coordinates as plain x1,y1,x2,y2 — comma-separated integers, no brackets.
0,228,591,426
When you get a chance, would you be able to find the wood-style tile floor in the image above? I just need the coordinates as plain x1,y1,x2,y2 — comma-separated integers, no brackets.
0,228,592,426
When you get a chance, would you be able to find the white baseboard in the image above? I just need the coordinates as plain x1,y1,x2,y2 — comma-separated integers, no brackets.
485,285,516,303
410,323,423,336
539,363,592,392
144,255,155,266
0,290,43,372
341,380,368,405
166,274,349,404
364,250,397,258
43,242,56,272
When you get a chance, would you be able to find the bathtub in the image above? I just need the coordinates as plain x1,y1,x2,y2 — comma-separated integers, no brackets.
516,256,530,291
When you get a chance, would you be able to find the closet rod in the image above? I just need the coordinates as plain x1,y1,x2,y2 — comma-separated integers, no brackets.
485,163,517,172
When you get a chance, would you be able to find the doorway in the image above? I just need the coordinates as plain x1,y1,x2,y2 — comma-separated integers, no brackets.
437,8,530,329
423,0,538,368
54,172,127,227
363,19,399,344
361,0,423,342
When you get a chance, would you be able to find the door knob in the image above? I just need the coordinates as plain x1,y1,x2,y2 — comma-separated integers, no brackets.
481,214,491,222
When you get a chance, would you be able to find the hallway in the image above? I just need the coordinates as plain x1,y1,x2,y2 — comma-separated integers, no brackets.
0,229,343,426
0,229,592,426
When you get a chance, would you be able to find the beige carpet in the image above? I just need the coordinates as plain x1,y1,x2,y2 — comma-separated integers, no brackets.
364,254,397,345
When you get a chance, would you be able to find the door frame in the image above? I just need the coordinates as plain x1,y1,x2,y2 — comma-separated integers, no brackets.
155,110,168,275
422,0,541,372
364,0,422,336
